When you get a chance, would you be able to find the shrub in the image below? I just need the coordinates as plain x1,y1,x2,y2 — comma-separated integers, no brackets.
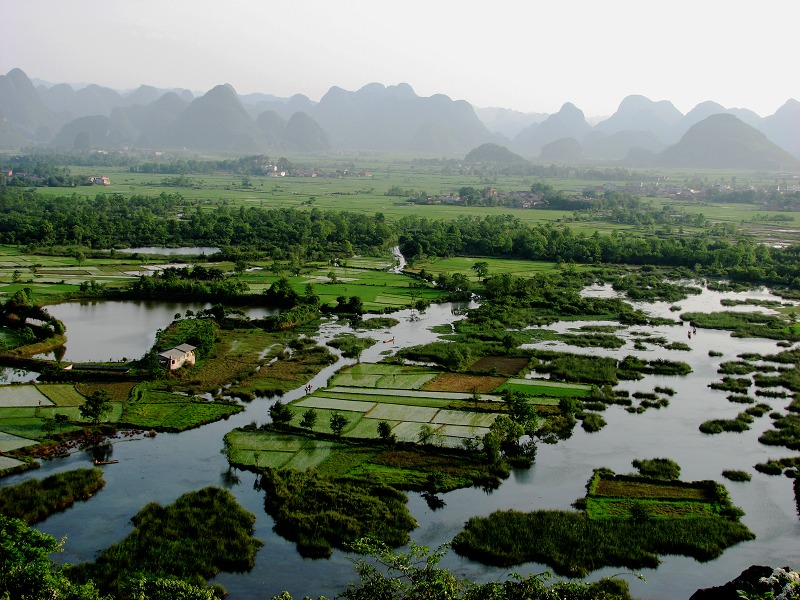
721,470,752,482
632,458,681,480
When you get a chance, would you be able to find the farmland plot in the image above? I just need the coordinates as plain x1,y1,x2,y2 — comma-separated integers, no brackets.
294,396,376,413
365,403,439,423
431,409,498,427
0,386,52,407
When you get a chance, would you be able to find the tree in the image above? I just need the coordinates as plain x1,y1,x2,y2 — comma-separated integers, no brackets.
417,424,433,445
54,413,70,432
41,418,58,436
471,261,489,281
377,421,395,444
300,408,318,430
266,538,635,600
501,333,517,355
330,412,348,437
79,390,112,425
346,296,364,315
0,515,103,600
503,390,539,435
269,400,293,427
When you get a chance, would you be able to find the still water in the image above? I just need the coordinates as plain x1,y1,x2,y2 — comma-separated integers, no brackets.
4,290,800,599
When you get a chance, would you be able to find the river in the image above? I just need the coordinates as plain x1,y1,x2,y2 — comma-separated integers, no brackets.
2,288,799,599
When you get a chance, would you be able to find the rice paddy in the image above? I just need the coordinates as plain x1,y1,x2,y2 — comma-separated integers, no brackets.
0,385,52,407
227,359,595,471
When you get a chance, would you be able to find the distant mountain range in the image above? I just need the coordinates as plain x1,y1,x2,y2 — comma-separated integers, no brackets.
1,68,798,170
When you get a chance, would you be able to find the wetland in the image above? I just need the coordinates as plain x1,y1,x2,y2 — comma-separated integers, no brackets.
1,156,799,598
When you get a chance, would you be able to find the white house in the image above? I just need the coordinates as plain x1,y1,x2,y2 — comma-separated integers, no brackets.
158,343,197,370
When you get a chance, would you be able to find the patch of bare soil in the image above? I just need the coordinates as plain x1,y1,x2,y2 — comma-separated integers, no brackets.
469,356,529,376
422,373,506,393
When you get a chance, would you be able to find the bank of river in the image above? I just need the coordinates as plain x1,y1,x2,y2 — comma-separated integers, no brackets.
2,290,799,599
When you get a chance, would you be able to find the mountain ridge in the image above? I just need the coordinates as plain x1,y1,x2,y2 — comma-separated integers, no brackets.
2,68,798,165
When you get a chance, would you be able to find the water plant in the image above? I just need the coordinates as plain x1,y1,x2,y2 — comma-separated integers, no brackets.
259,468,416,558
66,486,262,597
722,470,752,482
631,458,680,480
0,467,104,523
452,470,753,576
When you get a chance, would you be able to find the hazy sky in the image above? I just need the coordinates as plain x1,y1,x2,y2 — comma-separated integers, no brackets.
2,0,797,118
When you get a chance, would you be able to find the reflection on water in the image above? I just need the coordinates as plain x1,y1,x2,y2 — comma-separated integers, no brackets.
44,300,213,363
0,366,40,384
3,291,800,599
42,301,277,363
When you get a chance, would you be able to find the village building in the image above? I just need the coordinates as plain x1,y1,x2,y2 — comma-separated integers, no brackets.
158,343,197,370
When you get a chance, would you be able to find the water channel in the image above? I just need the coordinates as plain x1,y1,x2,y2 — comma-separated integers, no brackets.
2,287,800,599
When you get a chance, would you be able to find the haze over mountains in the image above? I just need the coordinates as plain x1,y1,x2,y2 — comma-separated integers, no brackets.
1,67,798,170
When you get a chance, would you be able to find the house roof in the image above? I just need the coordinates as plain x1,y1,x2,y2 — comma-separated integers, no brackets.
158,344,197,360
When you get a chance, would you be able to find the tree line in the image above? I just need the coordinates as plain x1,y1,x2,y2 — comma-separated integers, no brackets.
3,187,800,288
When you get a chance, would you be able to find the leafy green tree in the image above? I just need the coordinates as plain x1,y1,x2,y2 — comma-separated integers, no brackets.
377,421,395,444
303,283,320,306
471,261,489,281
269,401,293,427
264,277,300,308
503,390,539,435
300,408,318,430
347,296,364,315
41,417,58,436
54,413,71,432
417,424,434,445
330,412,348,437
0,515,103,600
267,538,633,600
79,390,112,425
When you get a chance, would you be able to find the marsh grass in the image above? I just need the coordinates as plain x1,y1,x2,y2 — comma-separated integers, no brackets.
699,412,754,434
722,470,752,482
452,508,753,577
259,468,416,558
0,467,104,523
325,333,377,359
710,377,752,392
452,470,752,576
580,412,606,432
682,311,799,341
758,413,800,450
631,458,681,480
66,487,262,597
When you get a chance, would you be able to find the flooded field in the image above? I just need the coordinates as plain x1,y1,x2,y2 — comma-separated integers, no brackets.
2,288,799,599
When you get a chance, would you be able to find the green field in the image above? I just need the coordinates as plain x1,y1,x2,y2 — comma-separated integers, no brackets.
35,384,86,406
494,378,594,399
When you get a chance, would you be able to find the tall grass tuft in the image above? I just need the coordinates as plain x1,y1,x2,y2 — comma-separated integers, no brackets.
0,468,104,523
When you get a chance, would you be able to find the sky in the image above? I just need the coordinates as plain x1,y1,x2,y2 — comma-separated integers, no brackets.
2,0,797,118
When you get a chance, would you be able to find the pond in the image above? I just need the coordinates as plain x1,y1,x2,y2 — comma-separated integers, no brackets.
3,289,800,599
43,300,276,363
